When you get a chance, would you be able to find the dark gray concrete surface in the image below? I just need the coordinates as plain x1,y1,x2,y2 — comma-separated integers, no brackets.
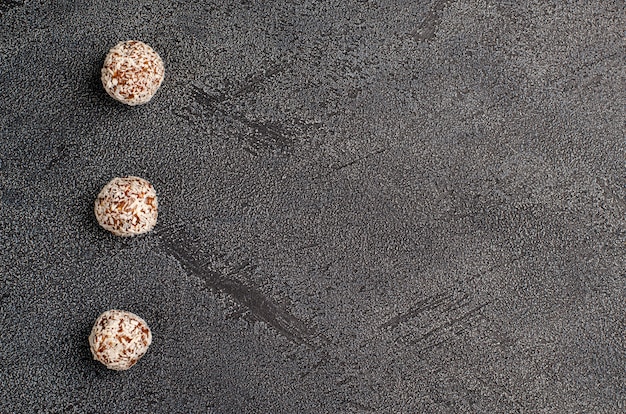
0,0,624,412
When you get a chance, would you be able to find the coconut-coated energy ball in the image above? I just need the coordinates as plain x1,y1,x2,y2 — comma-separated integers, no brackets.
89,310,152,371
101,40,164,105
94,176,158,237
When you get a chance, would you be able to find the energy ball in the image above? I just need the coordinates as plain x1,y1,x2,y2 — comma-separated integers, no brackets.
94,176,158,237
101,40,164,105
89,310,152,371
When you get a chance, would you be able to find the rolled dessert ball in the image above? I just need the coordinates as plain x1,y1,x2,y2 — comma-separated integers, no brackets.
94,176,158,236
89,310,152,371
101,40,164,105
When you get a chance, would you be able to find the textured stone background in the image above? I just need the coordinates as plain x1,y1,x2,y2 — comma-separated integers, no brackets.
0,0,624,412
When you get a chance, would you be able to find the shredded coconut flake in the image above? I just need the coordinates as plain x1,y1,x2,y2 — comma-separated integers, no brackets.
101,40,164,105
89,310,152,371
94,176,158,237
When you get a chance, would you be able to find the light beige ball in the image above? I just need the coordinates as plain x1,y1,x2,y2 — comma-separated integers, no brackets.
101,40,164,105
94,176,158,237
89,310,152,371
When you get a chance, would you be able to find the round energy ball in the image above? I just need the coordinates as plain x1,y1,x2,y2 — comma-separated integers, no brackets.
94,176,158,237
89,310,152,371
101,40,164,105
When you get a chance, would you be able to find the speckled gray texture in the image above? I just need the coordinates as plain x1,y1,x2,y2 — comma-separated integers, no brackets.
0,0,624,413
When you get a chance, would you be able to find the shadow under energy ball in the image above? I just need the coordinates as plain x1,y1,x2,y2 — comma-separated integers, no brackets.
101,40,164,106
